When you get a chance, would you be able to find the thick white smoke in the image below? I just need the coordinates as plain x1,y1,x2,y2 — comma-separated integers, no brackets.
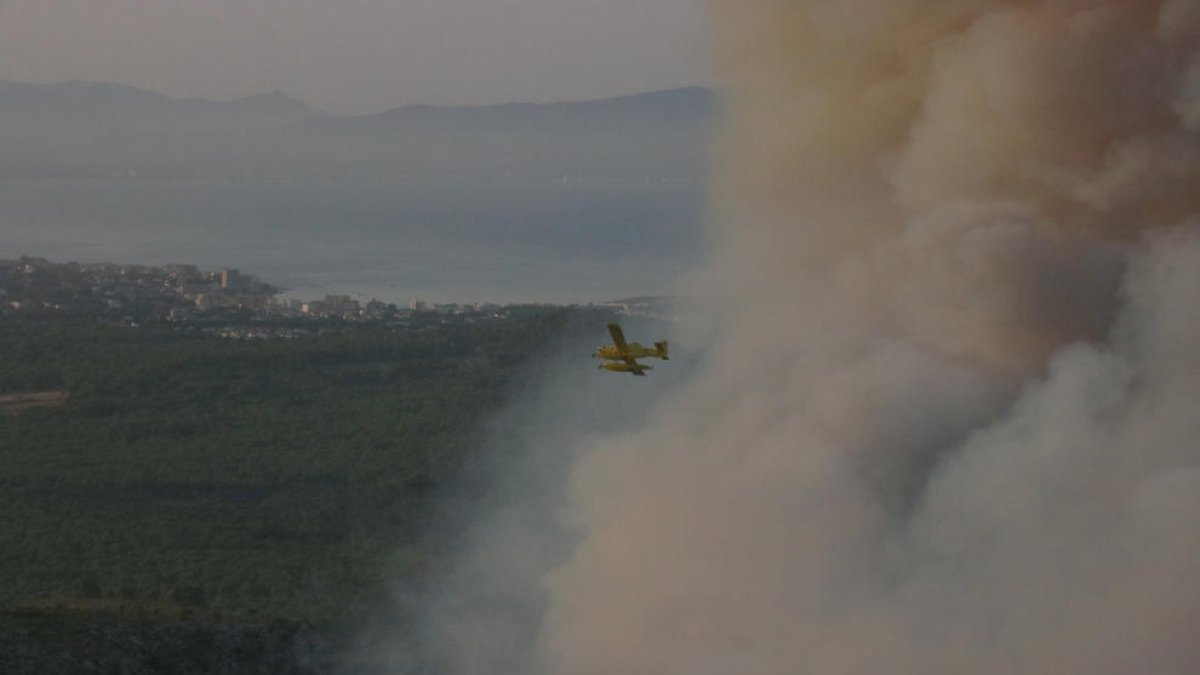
430,2,1200,673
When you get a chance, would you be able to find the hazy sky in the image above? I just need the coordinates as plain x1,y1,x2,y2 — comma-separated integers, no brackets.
0,0,709,114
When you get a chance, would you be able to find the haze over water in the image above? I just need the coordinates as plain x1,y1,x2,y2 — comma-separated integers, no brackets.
0,177,703,305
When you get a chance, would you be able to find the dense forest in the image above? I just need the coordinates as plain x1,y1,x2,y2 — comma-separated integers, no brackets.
0,309,608,670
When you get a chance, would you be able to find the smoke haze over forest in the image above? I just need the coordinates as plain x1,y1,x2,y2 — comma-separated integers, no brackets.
430,2,1200,673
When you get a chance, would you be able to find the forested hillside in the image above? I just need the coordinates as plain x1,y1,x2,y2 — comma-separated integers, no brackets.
0,308,603,670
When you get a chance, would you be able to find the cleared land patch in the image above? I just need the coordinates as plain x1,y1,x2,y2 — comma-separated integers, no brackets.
0,391,67,415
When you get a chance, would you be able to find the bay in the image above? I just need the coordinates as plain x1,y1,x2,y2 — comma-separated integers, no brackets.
0,178,704,305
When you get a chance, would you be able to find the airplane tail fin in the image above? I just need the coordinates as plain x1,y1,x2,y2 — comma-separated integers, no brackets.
655,340,669,360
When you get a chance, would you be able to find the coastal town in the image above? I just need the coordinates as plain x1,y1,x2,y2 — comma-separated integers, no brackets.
0,256,535,337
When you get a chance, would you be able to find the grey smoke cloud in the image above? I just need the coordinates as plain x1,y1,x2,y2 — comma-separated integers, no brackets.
429,1,1200,673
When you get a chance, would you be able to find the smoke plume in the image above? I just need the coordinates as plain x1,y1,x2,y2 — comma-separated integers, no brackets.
429,2,1200,673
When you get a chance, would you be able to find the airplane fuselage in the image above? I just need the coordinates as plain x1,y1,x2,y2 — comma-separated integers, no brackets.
593,342,668,361
594,323,668,376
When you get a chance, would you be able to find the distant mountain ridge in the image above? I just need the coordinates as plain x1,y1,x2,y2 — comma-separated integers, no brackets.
0,80,312,120
0,81,715,181
372,86,711,123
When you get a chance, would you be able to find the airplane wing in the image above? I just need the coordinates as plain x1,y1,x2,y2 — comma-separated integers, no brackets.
607,323,630,356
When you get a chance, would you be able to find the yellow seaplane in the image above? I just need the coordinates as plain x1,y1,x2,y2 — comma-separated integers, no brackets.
594,322,668,376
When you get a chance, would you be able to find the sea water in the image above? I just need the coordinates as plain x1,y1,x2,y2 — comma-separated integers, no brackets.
0,178,703,305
